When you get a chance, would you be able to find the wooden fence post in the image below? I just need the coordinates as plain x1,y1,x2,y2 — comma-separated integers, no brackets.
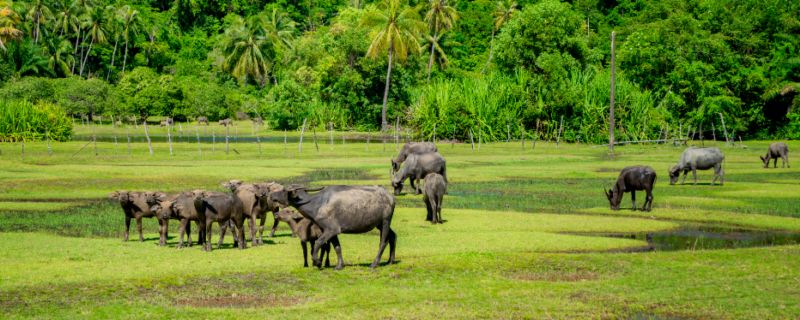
143,120,153,156
167,125,173,156
225,125,230,155
196,127,202,157
469,129,475,151
313,125,319,152
299,118,307,153
609,30,616,154
556,115,564,147
126,128,132,155
719,113,730,146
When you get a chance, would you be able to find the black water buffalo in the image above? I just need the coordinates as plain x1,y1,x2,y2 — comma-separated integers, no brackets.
605,166,657,211
423,173,447,223
391,142,438,174
669,147,725,185
218,118,233,126
195,191,246,251
391,152,447,195
761,142,789,168
270,185,396,270
110,191,168,245
197,116,209,125
275,208,331,267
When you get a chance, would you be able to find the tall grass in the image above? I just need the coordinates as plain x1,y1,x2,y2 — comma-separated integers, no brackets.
410,68,670,143
0,100,73,142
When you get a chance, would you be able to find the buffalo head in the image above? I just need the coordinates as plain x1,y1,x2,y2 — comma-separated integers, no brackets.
668,166,681,185
604,188,620,210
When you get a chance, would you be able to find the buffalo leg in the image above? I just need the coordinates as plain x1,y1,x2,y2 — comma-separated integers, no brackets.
185,221,192,247
257,214,266,244
124,216,131,241
236,217,247,249
424,197,433,222
436,197,443,223
249,215,257,247
204,221,213,252
692,166,698,185
387,228,397,264
681,169,689,184
784,154,790,168
270,215,280,237
301,241,309,267
630,190,637,211
371,220,392,268
158,219,168,246
313,230,340,268
136,217,144,242
177,219,187,248
329,236,343,270
645,190,653,211
323,242,331,268
217,221,227,248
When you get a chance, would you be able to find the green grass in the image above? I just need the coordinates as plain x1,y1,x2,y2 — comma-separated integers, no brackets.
0,129,799,318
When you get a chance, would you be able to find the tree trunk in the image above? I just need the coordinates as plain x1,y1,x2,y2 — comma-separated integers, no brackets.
72,27,81,73
80,39,94,77
381,47,394,131
481,29,496,74
427,31,438,81
122,41,129,74
107,38,119,81
34,13,41,43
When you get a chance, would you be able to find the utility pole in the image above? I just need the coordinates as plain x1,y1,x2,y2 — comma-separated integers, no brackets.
609,31,616,154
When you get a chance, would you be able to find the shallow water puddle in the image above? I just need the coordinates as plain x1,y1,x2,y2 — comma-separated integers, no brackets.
575,224,800,251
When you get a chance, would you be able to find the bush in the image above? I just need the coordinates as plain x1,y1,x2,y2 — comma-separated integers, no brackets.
0,100,73,142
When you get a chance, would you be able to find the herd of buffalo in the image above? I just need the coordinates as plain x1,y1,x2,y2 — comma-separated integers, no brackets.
111,141,788,269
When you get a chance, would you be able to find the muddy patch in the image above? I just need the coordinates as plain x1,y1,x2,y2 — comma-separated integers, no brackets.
570,224,800,251
175,294,302,309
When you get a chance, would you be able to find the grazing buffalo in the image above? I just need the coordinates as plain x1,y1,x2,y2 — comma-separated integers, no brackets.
275,208,331,267
669,147,725,185
197,116,209,125
251,117,264,125
605,166,657,211
392,142,438,174
151,191,205,248
270,185,396,270
159,118,173,127
423,173,447,223
392,152,447,195
761,142,789,168
218,118,233,126
110,191,168,245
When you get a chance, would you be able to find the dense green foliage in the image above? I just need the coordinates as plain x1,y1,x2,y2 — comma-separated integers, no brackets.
0,100,72,141
0,0,797,140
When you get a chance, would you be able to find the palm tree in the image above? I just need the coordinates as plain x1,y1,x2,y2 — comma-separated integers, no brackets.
79,5,109,76
0,0,23,51
117,5,139,75
262,8,296,50
45,37,74,76
424,0,457,80
219,15,273,86
481,0,516,74
25,0,51,43
421,30,451,73
362,0,426,130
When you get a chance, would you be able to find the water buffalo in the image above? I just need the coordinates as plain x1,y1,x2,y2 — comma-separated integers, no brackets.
218,118,233,126
251,117,264,125
274,208,331,267
423,173,446,223
669,147,725,185
760,142,789,168
271,185,396,270
159,117,173,127
605,166,657,211
391,142,438,174
195,191,246,251
223,180,285,246
392,152,447,195
197,116,209,125
110,191,168,244
151,191,205,248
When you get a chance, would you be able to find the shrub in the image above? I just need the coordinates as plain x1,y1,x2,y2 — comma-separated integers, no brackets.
0,100,73,142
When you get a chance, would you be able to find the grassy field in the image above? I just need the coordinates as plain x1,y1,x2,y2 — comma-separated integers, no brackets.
1,126,798,319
